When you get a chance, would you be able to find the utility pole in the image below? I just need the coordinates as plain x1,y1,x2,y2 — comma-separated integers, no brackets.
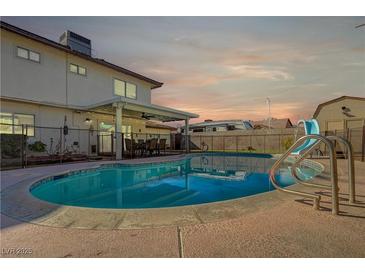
266,97,271,129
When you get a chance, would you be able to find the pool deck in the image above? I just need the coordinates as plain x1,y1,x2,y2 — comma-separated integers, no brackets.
1,155,365,257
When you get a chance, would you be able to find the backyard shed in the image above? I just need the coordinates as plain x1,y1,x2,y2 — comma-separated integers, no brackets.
313,96,365,131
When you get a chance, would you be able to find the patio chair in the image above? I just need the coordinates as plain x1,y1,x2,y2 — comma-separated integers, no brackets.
132,138,140,156
137,139,146,157
125,138,134,158
158,139,167,155
147,138,157,156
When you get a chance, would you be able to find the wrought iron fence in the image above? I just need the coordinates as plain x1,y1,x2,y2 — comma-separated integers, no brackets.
0,124,25,170
0,123,180,170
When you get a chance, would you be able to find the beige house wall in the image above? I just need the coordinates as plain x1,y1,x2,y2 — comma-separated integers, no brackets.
1,30,153,107
314,98,365,131
1,99,109,130
1,31,67,104
66,54,152,106
144,127,172,135
0,99,172,134
0,99,173,154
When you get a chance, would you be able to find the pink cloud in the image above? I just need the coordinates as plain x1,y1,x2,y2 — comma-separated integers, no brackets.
225,65,293,81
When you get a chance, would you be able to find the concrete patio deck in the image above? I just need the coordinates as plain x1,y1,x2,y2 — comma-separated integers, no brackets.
1,155,365,257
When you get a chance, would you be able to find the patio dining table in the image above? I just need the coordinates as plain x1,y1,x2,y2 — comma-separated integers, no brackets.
133,138,166,156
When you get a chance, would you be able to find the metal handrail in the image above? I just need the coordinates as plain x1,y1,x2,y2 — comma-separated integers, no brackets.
326,135,355,204
269,134,339,215
290,135,355,204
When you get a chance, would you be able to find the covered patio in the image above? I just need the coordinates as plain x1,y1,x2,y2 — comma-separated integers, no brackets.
85,98,199,159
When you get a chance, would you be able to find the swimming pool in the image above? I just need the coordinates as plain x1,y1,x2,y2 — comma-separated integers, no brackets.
30,153,320,209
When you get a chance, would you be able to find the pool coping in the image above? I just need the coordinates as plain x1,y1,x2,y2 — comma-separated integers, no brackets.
0,153,325,230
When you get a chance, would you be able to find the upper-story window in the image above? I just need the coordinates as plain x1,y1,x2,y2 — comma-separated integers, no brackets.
17,46,40,63
126,82,137,99
114,79,125,97
113,79,137,99
69,63,87,76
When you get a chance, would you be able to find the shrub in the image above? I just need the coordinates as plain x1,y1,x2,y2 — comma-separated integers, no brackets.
282,137,294,150
1,138,21,158
247,146,256,152
28,141,47,152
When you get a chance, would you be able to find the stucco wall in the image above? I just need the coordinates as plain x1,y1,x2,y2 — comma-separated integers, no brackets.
1,30,153,107
315,98,365,131
66,54,152,106
1,99,173,154
1,99,171,133
1,31,67,104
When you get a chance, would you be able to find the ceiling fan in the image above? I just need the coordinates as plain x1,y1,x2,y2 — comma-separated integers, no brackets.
141,112,154,120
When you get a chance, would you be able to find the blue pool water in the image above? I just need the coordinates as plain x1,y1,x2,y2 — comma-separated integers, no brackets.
30,153,317,209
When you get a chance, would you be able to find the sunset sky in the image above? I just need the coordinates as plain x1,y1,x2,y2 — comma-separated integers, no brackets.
3,16,364,124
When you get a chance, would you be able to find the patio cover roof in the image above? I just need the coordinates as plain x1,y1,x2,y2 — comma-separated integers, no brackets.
84,97,199,122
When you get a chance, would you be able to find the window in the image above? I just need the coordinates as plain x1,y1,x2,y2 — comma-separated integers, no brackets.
114,79,126,97
114,79,137,99
126,83,137,99
17,47,28,59
122,125,132,139
14,114,35,136
0,113,35,136
17,47,40,63
0,113,13,134
70,64,78,73
69,63,87,76
78,66,86,76
193,128,204,133
29,51,40,62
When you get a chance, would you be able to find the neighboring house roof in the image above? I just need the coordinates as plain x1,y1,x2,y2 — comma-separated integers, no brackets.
253,118,293,129
252,124,270,129
145,121,177,131
0,20,163,89
313,96,365,118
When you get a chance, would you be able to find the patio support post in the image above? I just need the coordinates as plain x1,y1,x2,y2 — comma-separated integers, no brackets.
114,102,123,160
185,118,190,153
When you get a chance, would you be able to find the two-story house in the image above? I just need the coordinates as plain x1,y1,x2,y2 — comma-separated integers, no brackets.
0,21,198,159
